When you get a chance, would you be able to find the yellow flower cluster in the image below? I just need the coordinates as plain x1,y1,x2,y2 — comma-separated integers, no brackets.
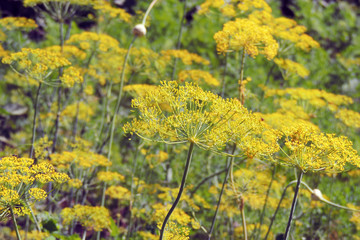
50,150,111,170
0,29,6,41
335,109,360,129
199,0,271,15
66,178,83,189
264,87,353,111
124,81,266,155
3,71,39,87
0,156,69,218
97,171,125,184
249,11,320,51
105,185,131,200
278,123,360,172
198,0,224,14
11,230,50,240
66,32,120,53
0,45,9,59
45,45,87,61
123,84,160,97
161,49,210,65
2,48,71,81
61,102,95,121
23,0,94,7
274,58,310,78
61,205,111,231
178,70,220,87
93,0,131,22
255,112,319,132
214,18,278,60
28,188,47,201
0,17,37,30
59,66,83,87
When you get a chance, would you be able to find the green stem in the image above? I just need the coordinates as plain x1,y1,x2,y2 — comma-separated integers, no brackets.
142,0,160,25
10,206,22,240
238,50,246,104
159,142,195,240
30,83,42,159
220,52,229,98
284,171,304,240
190,168,227,196
51,19,64,153
208,145,236,239
171,0,188,80
240,197,247,240
27,202,41,232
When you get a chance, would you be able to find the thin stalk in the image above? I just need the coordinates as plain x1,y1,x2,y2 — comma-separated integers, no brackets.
171,0,188,80
284,171,304,240
264,179,298,240
254,165,276,240
51,19,65,152
208,145,236,239
159,142,195,240
221,52,229,98
96,36,137,240
82,229,87,240
190,168,227,196
10,206,21,240
30,83,42,158
238,50,246,104
240,197,247,240
27,202,41,231
142,0,160,25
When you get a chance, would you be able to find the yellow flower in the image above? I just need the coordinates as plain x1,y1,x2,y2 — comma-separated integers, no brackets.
161,49,210,65
335,109,360,129
97,171,125,184
66,32,120,53
92,0,131,22
0,17,37,30
28,188,47,201
123,81,263,155
0,156,69,218
59,66,83,87
178,70,220,87
278,123,360,172
61,205,111,231
274,58,310,78
105,185,131,200
2,48,71,81
214,18,278,60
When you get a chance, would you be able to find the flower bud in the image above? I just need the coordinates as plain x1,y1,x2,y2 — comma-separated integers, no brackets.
311,189,323,201
132,24,146,37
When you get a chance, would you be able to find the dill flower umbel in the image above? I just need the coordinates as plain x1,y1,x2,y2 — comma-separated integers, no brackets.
161,49,210,65
0,17,37,30
123,81,259,153
2,48,71,81
274,58,310,79
178,70,220,87
214,18,278,59
335,109,360,129
277,123,360,173
61,205,111,232
0,156,69,219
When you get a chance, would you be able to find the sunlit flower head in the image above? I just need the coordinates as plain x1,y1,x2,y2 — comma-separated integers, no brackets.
214,18,278,60
124,81,271,157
